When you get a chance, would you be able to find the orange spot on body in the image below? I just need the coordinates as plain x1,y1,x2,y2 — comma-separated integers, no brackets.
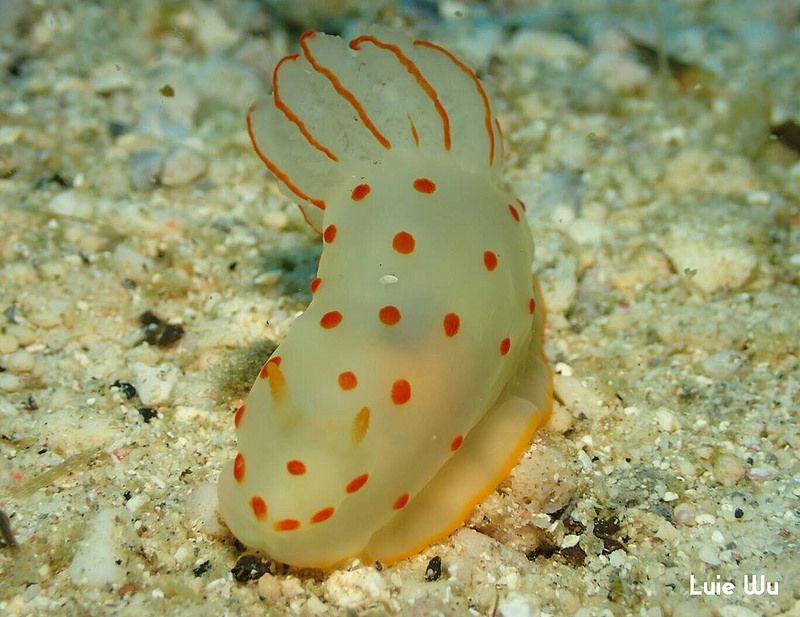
353,407,370,444
311,277,322,294
234,453,245,483
393,493,410,510
323,224,337,243
500,338,511,355
443,312,460,337
352,183,371,201
268,362,287,401
413,178,436,194
321,311,343,329
391,379,411,405
393,231,415,254
529,298,536,314
508,204,520,222
259,356,281,379
450,435,463,451
346,473,369,494
379,305,401,325
287,459,306,475
274,519,300,532
310,507,335,524
338,371,357,390
484,251,498,271
250,496,268,520
234,404,246,428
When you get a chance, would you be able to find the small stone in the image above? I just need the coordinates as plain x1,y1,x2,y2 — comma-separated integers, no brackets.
698,544,721,566
586,52,651,94
68,508,139,587
131,362,178,406
5,350,35,373
48,189,94,218
662,491,679,502
323,569,388,610
128,150,163,190
496,593,536,617
702,352,743,379
673,503,696,526
257,572,281,602
713,453,746,486
655,407,679,432
0,333,19,354
0,373,23,392
185,481,227,538
160,148,207,186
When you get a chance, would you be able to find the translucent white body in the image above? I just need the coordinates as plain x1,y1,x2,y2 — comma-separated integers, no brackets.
218,29,552,568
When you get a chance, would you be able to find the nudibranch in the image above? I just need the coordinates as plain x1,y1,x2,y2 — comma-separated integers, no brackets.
218,28,553,569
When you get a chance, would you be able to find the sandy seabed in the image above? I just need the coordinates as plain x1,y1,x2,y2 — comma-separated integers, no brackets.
1,1,798,615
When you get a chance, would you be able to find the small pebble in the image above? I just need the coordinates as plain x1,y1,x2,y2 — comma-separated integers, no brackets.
128,149,163,190
713,453,746,486
0,373,23,392
257,572,281,602
160,148,207,186
111,380,137,400
673,503,696,526
68,508,138,587
5,350,35,373
698,544,721,566
131,362,178,406
0,333,19,355
48,189,94,218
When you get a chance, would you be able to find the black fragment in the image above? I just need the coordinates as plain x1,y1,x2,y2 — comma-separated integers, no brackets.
231,554,269,582
139,311,185,347
424,556,442,582
559,544,587,567
193,560,212,577
108,121,128,137
22,395,38,410
138,407,159,423
771,120,800,154
0,510,16,548
593,516,621,540
158,323,184,347
111,380,137,400
123,490,132,501
734,508,744,519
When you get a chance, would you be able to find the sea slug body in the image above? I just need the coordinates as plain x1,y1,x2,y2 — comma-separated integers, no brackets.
218,28,553,568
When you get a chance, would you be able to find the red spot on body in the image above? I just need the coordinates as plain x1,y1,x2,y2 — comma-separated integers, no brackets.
234,404,245,428
500,338,511,355
287,460,306,475
516,197,527,212
321,311,342,329
311,277,322,294
346,473,369,494
393,231,415,254
508,204,520,222
323,224,337,243
413,178,436,194
391,379,411,405
250,496,268,520
310,507,335,524
338,371,357,390
443,312,460,337
379,305,401,325
484,251,498,271
393,493,409,510
274,519,300,531
529,298,536,314
450,435,464,451
352,184,371,201
234,453,245,483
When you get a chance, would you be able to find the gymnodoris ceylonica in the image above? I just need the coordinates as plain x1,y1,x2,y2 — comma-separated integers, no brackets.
218,28,553,569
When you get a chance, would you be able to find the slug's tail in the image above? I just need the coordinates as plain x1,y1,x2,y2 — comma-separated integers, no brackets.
247,28,504,233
